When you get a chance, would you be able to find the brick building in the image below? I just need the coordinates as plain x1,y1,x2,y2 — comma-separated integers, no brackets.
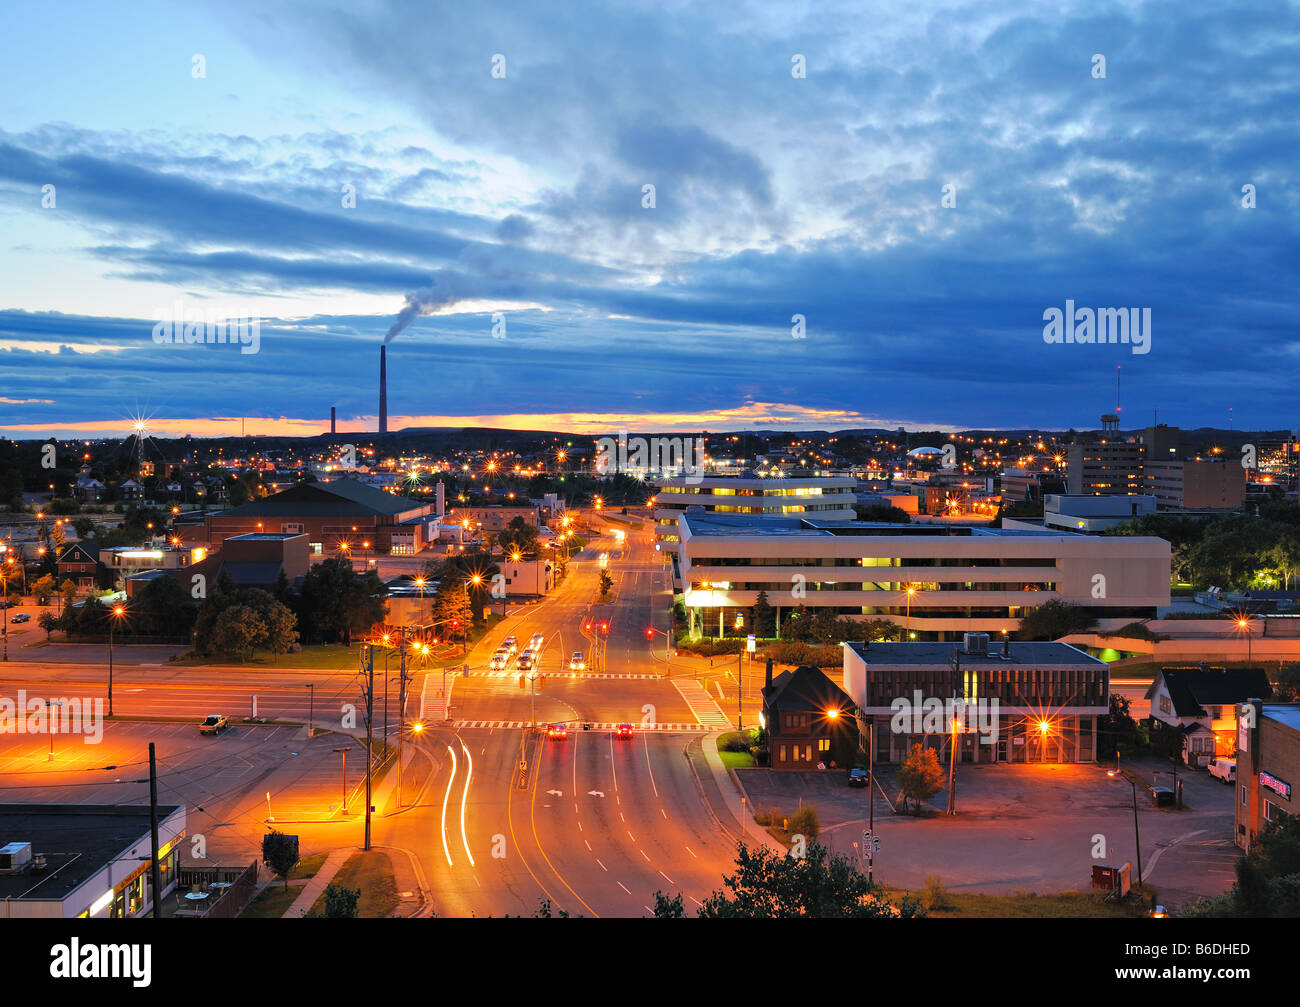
1235,700,1300,853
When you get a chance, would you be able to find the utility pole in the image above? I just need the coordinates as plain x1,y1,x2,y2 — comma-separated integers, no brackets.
361,644,374,851
148,743,163,919
397,628,408,808
736,649,743,731
947,649,961,816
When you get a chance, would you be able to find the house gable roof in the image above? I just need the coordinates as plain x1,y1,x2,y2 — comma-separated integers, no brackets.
762,665,854,715
1146,667,1273,719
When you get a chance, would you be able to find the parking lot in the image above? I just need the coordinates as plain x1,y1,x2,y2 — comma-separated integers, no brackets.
0,720,372,865
734,755,1238,908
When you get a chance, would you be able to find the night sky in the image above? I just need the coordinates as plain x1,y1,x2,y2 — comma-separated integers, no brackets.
1,1,1297,439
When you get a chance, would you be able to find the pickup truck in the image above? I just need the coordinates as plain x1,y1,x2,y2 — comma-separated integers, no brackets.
1208,757,1236,783
198,714,229,736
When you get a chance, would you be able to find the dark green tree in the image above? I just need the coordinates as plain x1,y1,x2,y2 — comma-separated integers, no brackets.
1016,600,1097,640
751,590,776,638
322,882,361,918
261,831,300,889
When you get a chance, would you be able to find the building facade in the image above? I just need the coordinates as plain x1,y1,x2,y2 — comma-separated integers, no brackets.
843,638,1109,764
676,512,1170,640
653,475,857,554
1235,701,1300,852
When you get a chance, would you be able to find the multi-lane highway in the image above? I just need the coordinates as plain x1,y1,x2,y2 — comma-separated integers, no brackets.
374,517,742,916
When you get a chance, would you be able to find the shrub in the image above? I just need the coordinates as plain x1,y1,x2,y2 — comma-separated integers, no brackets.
787,805,820,838
721,734,751,753
924,875,951,910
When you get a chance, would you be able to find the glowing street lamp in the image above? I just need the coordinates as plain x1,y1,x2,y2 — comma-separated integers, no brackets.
107,604,127,716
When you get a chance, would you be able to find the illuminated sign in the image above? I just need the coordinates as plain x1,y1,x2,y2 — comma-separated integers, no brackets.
1260,771,1292,801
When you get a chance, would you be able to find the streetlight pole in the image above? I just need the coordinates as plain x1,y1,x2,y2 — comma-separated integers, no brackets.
1108,770,1143,887
47,699,62,760
905,585,915,638
333,747,349,811
306,682,314,737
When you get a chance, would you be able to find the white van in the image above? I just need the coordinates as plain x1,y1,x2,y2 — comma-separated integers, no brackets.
1208,757,1236,784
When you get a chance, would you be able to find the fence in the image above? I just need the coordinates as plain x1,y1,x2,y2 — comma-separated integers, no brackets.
174,862,258,918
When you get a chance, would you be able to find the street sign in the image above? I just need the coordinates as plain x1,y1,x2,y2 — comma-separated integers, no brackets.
746,634,756,653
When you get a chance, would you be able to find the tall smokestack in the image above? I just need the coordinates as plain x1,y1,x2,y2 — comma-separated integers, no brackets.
379,346,388,436
330,406,336,437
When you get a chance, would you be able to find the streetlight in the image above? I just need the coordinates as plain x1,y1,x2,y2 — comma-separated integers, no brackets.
306,683,314,737
333,747,350,811
905,585,916,637
1107,769,1143,887
1235,615,1255,664
46,699,62,760
107,603,126,716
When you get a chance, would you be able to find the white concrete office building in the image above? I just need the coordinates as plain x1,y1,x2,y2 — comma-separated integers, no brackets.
676,512,1170,640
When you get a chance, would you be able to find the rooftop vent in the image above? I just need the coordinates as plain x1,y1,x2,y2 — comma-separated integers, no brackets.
962,632,989,656
0,841,32,873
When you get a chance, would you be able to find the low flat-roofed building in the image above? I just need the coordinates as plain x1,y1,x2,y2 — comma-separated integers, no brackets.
676,512,1170,640
0,803,185,919
843,637,1109,763
125,532,309,598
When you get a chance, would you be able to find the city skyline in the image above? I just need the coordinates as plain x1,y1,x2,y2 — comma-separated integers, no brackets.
2,1,1298,438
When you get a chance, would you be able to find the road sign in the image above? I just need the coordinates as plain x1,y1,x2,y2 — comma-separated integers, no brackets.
746,634,756,653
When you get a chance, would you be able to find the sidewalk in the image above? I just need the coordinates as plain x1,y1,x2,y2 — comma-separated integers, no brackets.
285,848,351,917
688,733,787,855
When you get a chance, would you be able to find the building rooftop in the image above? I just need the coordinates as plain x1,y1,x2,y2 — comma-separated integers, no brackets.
1263,703,1300,733
844,640,1105,667
0,803,183,902
215,477,423,519
681,513,1075,539
225,532,305,541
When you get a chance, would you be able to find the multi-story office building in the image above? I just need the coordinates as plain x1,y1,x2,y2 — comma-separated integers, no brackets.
675,512,1169,639
842,637,1109,763
1066,439,1145,495
653,475,856,554
1235,700,1300,852
1145,458,1245,510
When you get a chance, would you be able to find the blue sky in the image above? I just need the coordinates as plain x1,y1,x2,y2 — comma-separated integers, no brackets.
1,0,1297,439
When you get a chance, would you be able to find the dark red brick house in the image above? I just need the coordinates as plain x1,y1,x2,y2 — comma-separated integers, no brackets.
762,664,857,771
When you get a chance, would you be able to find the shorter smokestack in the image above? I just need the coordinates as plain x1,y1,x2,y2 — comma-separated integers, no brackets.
330,406,336,437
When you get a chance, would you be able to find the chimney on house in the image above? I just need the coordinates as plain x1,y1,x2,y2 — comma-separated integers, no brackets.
765,657,773,690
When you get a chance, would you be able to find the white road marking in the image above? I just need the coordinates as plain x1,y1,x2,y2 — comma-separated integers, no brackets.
685,846,696,858
597,859,608,872
617,881,632,895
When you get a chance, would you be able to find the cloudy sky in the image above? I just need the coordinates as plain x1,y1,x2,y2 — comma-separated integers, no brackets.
1,0,1296,440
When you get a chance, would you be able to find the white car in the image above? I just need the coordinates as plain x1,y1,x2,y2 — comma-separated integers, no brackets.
490,651,509,670
1208,757,1236,784
569,652,586,671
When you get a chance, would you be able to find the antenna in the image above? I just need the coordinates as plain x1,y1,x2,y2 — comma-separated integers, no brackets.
1116,364,1122,416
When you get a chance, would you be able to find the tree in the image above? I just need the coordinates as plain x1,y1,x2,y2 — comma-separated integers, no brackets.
598,569,613,597
431,578,474,647
211,605,263,661
1016,600,1097,640
897,743,944,812
497,516,540,558
31,575,55,606
752,590,776,637
651,891,685,918
72,516,95,539
37,611,59,640
132,575,197,637
1098,693,1142,759
261,831,299,889
297,558,385,645
322,882,361,918
853,504,911,524
260,602,299,662
689,841,924,918
58,579,77,612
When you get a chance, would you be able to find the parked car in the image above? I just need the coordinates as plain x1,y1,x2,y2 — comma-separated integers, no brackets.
569,651,585,671
847,767,869,787
1208,757,1237,784
1149,785,1175,807
10,613,31,624
198,714,229,735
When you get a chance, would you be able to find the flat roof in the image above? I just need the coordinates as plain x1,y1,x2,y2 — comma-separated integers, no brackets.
1263,704,1300,733
226,532,305,541
0,803,183,901
845,640,1105,667
681,513,1073,538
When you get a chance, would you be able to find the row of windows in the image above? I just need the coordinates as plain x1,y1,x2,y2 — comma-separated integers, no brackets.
778,740,832,762
690,580,1057,593
690,556,1060,568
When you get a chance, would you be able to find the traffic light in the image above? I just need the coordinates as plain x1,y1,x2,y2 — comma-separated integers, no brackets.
600,622,608,633
645,626,654,639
